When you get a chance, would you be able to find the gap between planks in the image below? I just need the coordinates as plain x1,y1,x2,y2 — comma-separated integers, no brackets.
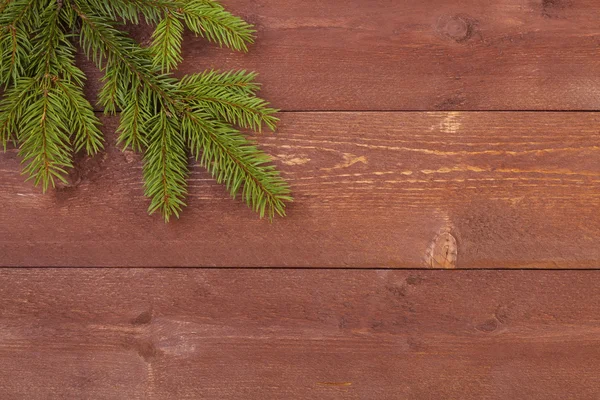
1,267,600,271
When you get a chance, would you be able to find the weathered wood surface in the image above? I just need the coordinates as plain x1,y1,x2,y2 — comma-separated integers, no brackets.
0,269,598,399
80,0,600,111
1,112,598,268
2,1,600,396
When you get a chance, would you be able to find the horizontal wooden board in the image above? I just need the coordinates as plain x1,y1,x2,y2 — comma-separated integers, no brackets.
80,0,600,111
1,112,599,268
0,269,598,399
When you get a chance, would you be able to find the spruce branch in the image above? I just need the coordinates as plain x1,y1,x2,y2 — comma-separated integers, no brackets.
116,80,149,152
144,112,188,221
55,78,103,154
0,77,37,149
18,83,73,191
182,70,262,96
0,0,39,86
85,0,171,24
0,23,30,86
0,0,291,221
182,109,290,219
150,9,184,73
182,0,255,52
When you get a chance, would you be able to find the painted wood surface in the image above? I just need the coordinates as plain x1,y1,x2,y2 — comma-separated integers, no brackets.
1,113,598,267
0,269,598,399
1,1,599,397
79,0,600,111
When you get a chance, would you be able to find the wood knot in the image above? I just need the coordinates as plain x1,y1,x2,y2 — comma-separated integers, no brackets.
476,319,498,333
55,153,105,192
541,0,572,18
131,310,153,325
436,14,477,43
426,231,458,268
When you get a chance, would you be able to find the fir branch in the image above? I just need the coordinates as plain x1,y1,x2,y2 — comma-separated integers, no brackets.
74,1,179,112
144,112,188,221
85,0,171,24
0,0,291,220
180,70,262,96
54,78,103,154
182,110,290,219
116,81,149,151
178,70,278,131
0,0,38,86
18,84,73,191
0,23,29,86
0,0,38,28
74,2,188,216
182,84,278,132
17,1,89,187
45,6,103,156
150,9,184,73
0,77,37,149
98,61,126,114
182,0,255,52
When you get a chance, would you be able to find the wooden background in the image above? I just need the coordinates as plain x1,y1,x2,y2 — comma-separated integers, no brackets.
1,0,600,398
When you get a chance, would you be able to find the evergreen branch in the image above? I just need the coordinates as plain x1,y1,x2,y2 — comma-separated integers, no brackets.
179,69,261,97
0,0,39,86
74,2,180,111
54,78,103,154
75,2,191,218
39,8,103,156
18,84,73,191
84,0,171,24
182,0,255,52
0,23,29,86
0,0,11,15
86,0,256,52
36,2,62,77
143,112,188,221
98,61,126,113
74,2,149,71
0,0,38,28
16,1,78,189
183,110,290,219
0,77,37,149
0,0,291,220
116,81,149,151
179,70,277,131
185,86,278,132
150,9,183,73
75,3,189,217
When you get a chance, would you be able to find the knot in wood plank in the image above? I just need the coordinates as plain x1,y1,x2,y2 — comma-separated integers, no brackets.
435,14,477,43
427,231,458,268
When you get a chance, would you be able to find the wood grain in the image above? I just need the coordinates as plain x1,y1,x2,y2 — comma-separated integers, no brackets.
80,0,600,111
1,112,598,268
2,1,598,396
0,269,598,399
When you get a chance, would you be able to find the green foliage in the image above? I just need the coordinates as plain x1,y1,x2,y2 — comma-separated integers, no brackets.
0,0,291,221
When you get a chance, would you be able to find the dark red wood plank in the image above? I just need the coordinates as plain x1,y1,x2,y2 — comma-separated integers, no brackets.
81,0,600,111
0,269,598,399
0,112,598,268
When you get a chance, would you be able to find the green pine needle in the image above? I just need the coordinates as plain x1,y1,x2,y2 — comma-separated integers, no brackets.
0,0,291,221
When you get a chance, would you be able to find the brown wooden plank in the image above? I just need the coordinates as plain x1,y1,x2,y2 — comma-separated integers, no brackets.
80,0,600,111
0,112,598,268
0,269,598,399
